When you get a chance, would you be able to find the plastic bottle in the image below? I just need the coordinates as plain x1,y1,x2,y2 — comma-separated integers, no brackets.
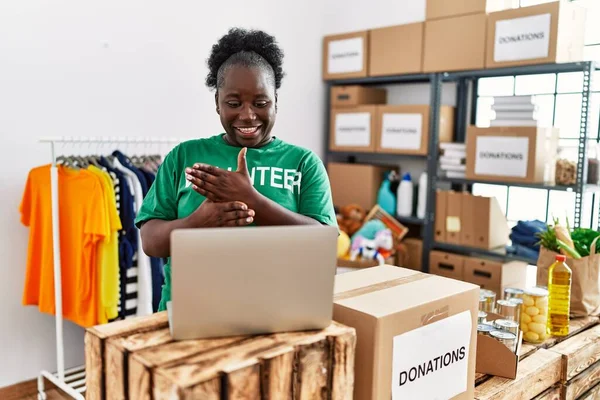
396,173,413,217
377,171,396,216
547,254,572,337
416,172,428,219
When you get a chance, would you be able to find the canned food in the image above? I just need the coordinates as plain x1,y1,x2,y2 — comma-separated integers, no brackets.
480,289,496,313
479,295,486,308
490,330,517,352
496,299,518,321
493,319,520,336
507,298,524,325
521,287,549,343
478,311,488,324
477,323,495,336
504,287,524,301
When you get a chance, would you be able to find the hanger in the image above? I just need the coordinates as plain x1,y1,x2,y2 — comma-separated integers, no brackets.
87,155,103,169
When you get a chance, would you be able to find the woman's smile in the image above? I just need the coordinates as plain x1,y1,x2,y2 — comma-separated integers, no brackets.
234,125,262,138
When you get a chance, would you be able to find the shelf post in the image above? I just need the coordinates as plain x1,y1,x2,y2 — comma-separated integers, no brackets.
455,78,469,143
575,61,593,228
422,73,443,272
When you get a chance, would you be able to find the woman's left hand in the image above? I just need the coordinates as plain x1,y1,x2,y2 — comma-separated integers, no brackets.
186,148,259,204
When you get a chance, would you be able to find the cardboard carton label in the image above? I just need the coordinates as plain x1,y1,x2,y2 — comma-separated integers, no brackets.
446,216,461,233
494,13,551,62
380,113,423,150
474,136,529,178
335,113,371,147
392,310,472,399
328,37,364,74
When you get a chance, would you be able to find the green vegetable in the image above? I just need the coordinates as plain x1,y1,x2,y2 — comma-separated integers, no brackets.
571,228,600,257
536,220,559,253
535,217,600,260
556,239,582,259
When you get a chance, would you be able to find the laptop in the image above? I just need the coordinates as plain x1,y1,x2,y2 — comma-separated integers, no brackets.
167,225,339,340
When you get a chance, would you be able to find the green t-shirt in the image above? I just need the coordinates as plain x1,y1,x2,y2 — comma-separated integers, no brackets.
134,134,337,311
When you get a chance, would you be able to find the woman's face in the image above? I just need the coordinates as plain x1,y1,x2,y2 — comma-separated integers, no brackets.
216,65,277,148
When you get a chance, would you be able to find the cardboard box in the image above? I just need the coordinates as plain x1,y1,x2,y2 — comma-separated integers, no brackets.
323,31,369,80
471,195,510,250
327,162,393,211
435,190,447,243
429,250,465,280
333,266,479,400
375,105,454,155
466,126,559,184
426,0,487,20
369,23,424,76
486,2,586,68
330,106,377,152
460,193,475,247
330,86,387,108
463,258,529,296
476,312,522,379
423,13,487,72
398,238,423,271
445,191,462,245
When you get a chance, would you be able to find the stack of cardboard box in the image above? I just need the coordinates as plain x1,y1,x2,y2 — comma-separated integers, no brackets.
322,1,586,78
329,85,455,155
423,0,488,72
329,86,387,153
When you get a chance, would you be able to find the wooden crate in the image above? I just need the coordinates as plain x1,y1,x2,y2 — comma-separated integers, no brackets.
85,311,356,400
475,317,600,400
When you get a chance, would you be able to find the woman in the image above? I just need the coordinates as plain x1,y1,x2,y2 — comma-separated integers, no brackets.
135,28,337,312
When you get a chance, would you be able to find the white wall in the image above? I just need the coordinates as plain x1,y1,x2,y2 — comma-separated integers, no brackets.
0,0,332,387
322,0,425,35
1,0,430,387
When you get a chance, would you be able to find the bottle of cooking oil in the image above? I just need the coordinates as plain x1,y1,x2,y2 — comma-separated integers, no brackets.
547,254,572,336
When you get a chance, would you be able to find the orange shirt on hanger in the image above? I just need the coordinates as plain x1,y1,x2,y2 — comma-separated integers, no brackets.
20,164,109,327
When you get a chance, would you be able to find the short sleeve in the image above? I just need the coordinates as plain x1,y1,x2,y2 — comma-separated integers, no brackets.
101,172,122,232
84,177,109,245
134,147,179,228
298,152,338,227
19,171,33,227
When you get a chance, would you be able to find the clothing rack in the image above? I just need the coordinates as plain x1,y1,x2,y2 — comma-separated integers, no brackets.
37,136,185,400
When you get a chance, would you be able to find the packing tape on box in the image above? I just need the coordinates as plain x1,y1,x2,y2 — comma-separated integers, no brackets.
334,273,432,302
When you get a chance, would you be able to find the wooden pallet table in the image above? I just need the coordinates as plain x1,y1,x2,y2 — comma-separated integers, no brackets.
84,311,356,400
475,317,600,400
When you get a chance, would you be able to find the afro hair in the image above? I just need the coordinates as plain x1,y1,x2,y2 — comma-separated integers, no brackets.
206,28,285,91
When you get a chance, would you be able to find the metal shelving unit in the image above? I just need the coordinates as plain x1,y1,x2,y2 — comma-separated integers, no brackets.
324,61,600,273
441,61,600,230
395,215,425,226
436,177,578,192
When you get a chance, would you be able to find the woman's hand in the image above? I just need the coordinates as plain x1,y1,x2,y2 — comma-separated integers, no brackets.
184,147,320,227
187,198,255,227
185,148,258,204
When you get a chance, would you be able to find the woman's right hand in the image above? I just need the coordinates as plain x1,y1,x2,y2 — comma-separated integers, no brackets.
187,199,255,228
